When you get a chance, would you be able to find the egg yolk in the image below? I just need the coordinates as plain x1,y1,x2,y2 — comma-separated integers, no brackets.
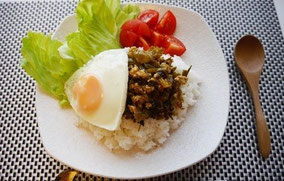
73,74,103,112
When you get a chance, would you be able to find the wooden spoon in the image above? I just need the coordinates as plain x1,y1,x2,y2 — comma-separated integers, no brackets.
55,169,78,181
234,35,271,158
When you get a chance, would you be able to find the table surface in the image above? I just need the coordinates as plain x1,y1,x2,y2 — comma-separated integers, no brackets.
1,0,284,36
274,0,284,35
0,0,283,180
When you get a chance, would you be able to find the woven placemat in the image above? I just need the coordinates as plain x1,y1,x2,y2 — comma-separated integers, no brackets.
0,0,283,180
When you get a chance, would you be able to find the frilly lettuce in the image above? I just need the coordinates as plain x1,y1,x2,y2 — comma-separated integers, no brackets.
59,0,140,64
115,4,140,28
21,32,79,106
20,0,139,106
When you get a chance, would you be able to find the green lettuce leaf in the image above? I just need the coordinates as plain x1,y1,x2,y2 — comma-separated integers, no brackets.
115,4,140,28
21,32,78,106
105,0,121,22
76,0,118,36
21,0,139,106
104,0,140,28
59,0,140,64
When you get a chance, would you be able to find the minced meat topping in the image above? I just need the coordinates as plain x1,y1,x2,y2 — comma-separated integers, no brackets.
123,47,190,125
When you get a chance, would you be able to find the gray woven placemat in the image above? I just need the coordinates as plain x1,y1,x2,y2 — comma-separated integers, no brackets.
0,0,283,180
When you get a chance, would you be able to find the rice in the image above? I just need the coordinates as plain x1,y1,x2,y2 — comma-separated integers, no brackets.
77,56,200,152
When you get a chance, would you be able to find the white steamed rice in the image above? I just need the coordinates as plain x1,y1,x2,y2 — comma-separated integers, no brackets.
77,55,200,152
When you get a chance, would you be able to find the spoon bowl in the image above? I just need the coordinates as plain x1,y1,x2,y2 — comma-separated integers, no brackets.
234,35,271,158
235,35,265,73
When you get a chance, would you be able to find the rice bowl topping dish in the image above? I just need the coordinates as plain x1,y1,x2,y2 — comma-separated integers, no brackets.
77,47,200,152
18,0,231,177
20,0,201,153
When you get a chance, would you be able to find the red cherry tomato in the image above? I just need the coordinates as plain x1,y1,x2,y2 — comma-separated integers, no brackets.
138,10,159,28
150,31,165,47
121,19,142,32
121,19,151,38
163,35,186,56
136,37,150,50
120,29,138,47
155,10,176,35
137,22,151,37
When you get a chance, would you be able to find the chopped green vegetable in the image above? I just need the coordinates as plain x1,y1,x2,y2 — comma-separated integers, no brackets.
21,32,78,106
124,47,189,123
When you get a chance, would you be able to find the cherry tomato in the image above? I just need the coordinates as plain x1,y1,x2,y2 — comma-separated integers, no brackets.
121,19,151,37
163,35,186,56
150,31,165,47
121,19,142,32
138,10,159,28
136,37,150,50
155,10,176,35
137,22,151,37
120,29,138,47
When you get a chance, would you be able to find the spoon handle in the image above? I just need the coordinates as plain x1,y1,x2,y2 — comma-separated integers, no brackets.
251,88,271,158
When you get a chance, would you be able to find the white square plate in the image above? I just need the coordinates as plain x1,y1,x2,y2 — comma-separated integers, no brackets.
37,3,230,179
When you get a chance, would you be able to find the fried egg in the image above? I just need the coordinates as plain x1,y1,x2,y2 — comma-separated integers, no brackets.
65,49,128,131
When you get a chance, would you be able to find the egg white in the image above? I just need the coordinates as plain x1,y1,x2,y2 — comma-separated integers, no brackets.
65,49,128,131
